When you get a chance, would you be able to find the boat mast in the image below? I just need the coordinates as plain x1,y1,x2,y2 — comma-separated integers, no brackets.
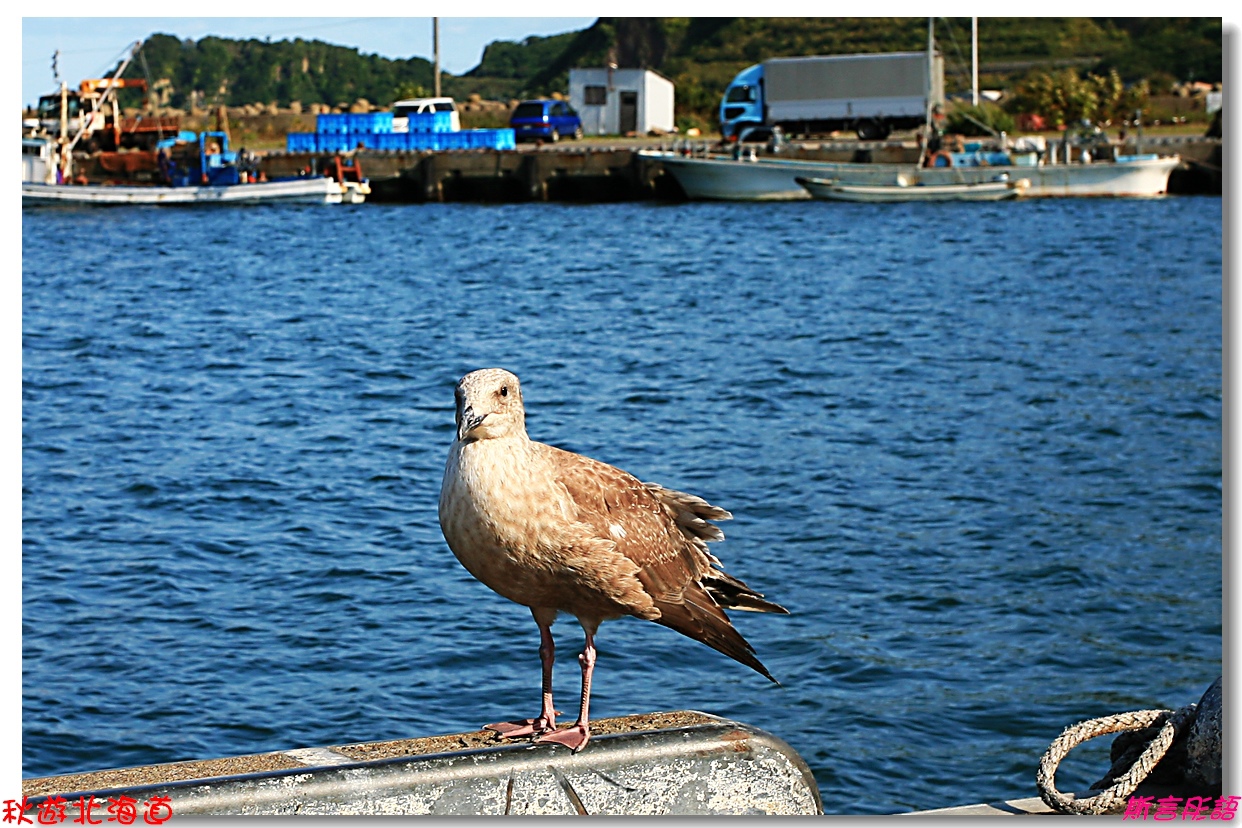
919,17,934,167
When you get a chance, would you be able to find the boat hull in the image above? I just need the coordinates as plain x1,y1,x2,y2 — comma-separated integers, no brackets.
798,176,1026,202
650,153,1180,200
22,176,342,205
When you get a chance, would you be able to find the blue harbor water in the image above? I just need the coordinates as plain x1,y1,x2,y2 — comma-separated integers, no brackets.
22,197,1221,814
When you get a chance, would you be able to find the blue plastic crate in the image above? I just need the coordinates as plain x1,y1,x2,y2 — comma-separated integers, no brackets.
348,113,391,133
406,132,439,151
405,112,433,133
285,132,318,153
458,129,515,151
369,133,405,151
405,111,455,133
359,112,394,133
489,129,516,151
316,133,352,153
316,114,350,135
350,133,383,150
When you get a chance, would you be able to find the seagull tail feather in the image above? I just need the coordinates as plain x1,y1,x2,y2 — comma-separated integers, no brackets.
702,570,791,615
653,585,780,684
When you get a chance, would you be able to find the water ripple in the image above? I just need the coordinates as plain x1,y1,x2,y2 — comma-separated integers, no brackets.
22,198,1221,814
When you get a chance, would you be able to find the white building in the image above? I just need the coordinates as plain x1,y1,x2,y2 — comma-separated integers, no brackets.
568,68,675,136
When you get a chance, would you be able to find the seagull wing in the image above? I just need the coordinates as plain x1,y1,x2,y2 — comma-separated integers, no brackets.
543,444,783,682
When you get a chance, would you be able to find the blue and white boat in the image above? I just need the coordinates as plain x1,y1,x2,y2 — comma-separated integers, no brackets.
23,131,342,206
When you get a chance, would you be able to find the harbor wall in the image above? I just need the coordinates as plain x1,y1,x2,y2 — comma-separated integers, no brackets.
256,134,1221,203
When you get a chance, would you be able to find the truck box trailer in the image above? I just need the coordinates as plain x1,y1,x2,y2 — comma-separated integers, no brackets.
720,51,944,141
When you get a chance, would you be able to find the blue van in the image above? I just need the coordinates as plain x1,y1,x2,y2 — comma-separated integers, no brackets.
510,100,584,143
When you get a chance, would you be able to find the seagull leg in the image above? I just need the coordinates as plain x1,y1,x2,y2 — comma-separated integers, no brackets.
485,608,560,738
536,624,597,752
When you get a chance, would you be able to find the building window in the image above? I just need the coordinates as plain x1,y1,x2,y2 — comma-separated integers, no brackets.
584,85,607,106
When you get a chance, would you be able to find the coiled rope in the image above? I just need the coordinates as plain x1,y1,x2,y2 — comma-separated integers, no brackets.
1036,705,1197,815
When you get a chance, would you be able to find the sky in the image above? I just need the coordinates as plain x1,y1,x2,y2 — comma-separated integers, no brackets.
21,17,598,107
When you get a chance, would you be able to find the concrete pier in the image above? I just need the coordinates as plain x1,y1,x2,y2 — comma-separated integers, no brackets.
256,134,1221,203
22,711,822,816
260,146,678,203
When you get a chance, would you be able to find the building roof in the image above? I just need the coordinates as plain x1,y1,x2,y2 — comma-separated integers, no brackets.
569,67,676,87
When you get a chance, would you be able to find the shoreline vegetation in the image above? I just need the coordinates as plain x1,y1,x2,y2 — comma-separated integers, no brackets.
22,17,1221,147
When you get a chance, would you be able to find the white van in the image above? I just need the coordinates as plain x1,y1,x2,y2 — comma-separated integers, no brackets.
391,97,460,132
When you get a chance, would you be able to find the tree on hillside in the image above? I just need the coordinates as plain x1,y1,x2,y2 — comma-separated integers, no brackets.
1005,66,1149,127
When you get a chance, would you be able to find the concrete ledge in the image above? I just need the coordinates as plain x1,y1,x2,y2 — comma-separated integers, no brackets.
23,711,822,815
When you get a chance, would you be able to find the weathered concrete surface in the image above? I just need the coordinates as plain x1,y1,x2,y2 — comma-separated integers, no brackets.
23,711,822,816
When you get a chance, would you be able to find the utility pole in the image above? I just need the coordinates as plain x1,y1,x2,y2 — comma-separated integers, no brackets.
971,17,979,107
433,18,441,98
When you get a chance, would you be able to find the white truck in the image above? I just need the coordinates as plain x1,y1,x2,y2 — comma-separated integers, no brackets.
719,51,944,141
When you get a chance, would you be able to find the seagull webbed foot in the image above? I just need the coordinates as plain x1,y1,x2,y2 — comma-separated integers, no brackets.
534,724,591,752
484,714,558,739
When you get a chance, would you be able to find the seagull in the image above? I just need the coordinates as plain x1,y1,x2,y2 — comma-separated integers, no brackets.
438,368,787,752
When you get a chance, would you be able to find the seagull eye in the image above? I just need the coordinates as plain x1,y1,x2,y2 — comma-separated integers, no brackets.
500,386,509,398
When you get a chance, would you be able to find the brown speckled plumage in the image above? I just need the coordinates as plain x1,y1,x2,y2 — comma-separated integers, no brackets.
438,368,787,751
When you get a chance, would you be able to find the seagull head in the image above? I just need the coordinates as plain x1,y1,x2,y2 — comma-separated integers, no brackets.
454,368,526,443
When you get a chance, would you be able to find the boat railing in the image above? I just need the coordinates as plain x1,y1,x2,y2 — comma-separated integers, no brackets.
667,138,721,158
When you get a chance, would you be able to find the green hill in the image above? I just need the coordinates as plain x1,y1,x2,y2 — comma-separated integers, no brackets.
97,18,1220,128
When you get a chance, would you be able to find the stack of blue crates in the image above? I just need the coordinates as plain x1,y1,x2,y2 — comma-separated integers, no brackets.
404,111,456,133
285,111,515,153
285,133,318,153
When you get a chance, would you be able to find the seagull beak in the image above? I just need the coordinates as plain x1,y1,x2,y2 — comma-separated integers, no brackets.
458,406,487,441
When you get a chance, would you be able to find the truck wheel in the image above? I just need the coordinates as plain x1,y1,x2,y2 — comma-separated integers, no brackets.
737,123,769,143
856,120,885,141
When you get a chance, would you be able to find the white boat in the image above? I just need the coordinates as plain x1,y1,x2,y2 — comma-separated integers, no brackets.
796,174,1028,202
339,180,370,204
22,133,341,206
325,154,371,204
22,176,343,205
649,151,1180,200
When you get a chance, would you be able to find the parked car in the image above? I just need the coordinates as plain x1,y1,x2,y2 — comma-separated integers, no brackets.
510,100,584,143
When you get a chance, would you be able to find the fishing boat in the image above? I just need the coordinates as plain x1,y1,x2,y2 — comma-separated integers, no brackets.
649,150,1180,201
648,17,1178,201
22,133,342,206
23,41,344,207
796,174,1029,202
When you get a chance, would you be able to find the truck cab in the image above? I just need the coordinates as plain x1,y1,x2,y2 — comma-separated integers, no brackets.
719,64,765,141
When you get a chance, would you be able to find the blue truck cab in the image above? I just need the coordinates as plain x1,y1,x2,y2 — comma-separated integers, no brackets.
719,64,765,141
